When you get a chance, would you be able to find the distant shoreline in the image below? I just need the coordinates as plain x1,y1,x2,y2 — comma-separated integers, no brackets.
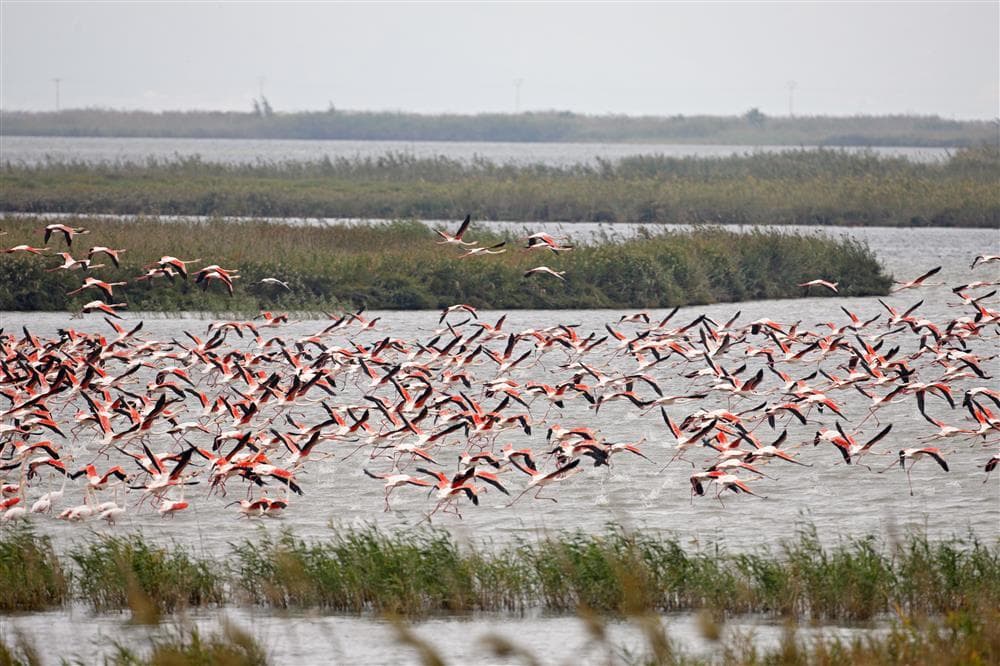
1,108,994,147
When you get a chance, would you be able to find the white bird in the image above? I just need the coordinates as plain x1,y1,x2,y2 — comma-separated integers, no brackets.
971,255,1000,269
798,279,838,293
524,266,566,280
257,278,291,290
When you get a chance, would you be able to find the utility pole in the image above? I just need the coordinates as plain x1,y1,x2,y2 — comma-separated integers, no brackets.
52,77,61,111
513,78,523,113
787,80,797,117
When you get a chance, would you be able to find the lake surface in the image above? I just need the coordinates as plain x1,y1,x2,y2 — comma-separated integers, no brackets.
0,135,955,166
0,606,886,665
1,224,996,664
1,226,996,552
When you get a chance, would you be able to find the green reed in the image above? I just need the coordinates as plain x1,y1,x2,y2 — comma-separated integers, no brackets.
2,526,996,619
1,147,997,227
69,534,223,616
0,215,891,312
230,526,999,620
102,621,269,666
0,526,68,612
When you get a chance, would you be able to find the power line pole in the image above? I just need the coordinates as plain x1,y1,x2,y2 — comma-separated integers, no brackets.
787,80,797,117
513,78,523,113
52,77,61,111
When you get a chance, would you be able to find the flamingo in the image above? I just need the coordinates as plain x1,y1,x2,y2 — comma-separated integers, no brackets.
43,223,90,246
67,277,128,300
435,214,476,246
459,241,506,258
363,469,433,511
878,447,950,495
971,255,1000,269
891,266,942,293
524,266,566,280
798,279,839,294
47,252,104,272
504,457,580,505
3,244,49,255
87,246,126,267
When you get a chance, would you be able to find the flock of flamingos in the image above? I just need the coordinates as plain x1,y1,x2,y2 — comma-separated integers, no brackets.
0,219,998,525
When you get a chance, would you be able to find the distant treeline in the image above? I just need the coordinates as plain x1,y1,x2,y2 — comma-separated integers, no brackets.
2,147,997,227
0,217,890,311
2,108,997,146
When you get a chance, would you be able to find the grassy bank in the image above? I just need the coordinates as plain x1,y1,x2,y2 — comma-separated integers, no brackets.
2,148,997,227
2,108,995,145
0,216,890,311
2,526,996,619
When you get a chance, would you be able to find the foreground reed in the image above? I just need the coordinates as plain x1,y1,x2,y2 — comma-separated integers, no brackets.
105,621,269,666
0,528,68,612
2,147,997,226
2,526,995,620
0,216,890,311
69,534,224,617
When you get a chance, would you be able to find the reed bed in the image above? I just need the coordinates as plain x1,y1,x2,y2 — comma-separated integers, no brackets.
69,534,225,616
2,147,997,226
0,527,68,612
1,526,996,620
104,621,269,666
0,216,890,311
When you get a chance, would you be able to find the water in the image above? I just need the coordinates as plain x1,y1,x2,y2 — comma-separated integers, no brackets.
0,135,955,167
1,226,997,553
0,606,885,665
1,225,997,663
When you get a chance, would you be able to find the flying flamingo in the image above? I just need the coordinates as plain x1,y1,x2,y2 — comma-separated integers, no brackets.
436,214,476,246
891,266,942,293
878,447,950,495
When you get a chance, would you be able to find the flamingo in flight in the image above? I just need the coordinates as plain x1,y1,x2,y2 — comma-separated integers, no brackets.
43,223,90,246
798,279,839,294
436,214,476,246
892,266,942,293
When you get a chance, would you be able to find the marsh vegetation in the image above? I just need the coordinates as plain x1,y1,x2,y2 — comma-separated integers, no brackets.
2,526,996,619
2,147,997,227
2,108,994,146
0,216,890,311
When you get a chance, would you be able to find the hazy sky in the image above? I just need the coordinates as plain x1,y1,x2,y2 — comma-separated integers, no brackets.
2,1,997,118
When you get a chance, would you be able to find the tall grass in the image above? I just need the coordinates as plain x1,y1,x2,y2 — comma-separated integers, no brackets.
0,527,68,611
229,526,999,620
3,526,995,619
231,529,484,613
1,147,997,226
104,621,269,666
69,534,224,616
0,216,891,311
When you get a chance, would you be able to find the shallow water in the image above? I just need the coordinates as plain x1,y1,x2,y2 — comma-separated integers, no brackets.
2,225,998,555
0,605,887,665
0,135,954,167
